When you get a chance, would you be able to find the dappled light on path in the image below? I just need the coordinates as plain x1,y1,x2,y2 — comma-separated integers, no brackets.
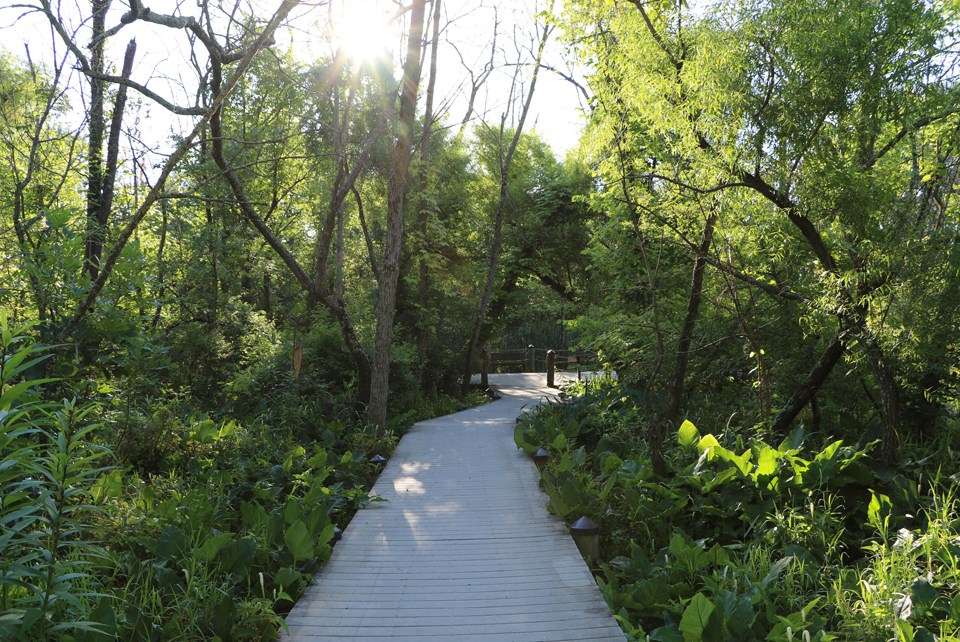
283,373,625,641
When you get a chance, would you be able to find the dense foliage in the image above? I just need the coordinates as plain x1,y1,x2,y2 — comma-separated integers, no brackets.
517,378,960,640
3,0,960,638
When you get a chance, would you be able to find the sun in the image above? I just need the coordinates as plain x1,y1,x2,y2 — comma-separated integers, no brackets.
330,0,399,64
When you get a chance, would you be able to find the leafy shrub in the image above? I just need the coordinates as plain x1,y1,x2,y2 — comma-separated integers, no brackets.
0,314,111,640
514,379,960,640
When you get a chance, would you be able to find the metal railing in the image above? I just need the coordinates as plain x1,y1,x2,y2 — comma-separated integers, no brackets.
479,346,599,388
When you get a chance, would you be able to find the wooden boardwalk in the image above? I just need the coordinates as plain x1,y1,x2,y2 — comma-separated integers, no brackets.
283,373,625,641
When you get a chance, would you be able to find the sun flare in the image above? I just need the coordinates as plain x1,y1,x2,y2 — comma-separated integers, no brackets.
330,0,398,64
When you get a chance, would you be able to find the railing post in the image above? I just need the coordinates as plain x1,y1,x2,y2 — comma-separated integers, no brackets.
481,348,490,388
526,344,535,373
546,349,556,388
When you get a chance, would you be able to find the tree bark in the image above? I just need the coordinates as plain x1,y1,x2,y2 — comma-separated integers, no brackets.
866,339,900,463
666,214,716,426
771,334,846,435
83,0,111,281
98,39,136,246
368,0,428,432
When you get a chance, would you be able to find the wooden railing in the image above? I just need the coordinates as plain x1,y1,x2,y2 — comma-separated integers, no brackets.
479,346,599,388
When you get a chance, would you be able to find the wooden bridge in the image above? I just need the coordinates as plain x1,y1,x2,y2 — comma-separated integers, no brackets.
282,373,625,641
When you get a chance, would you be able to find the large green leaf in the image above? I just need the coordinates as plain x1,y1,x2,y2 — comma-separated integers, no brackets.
679,593,715,642
196,532,234,562
650,624,683,642
678,420,700,449
284,520,313,563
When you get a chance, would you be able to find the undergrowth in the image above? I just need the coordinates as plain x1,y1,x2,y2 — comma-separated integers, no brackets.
0,312,486,640
515,378,960,641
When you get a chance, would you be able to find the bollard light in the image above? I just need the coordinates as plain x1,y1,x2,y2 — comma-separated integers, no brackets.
369,454,387,466
532,447,549,469
332,526,343,544
570,515,600,561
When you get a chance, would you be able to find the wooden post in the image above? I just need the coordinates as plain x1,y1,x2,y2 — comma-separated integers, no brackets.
293,339,303,379
546,350,556,387
481,348,490,388
526,344,535,372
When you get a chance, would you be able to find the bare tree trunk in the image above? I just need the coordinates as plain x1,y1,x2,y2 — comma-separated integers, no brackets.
461,20,553,394
369,0,428,433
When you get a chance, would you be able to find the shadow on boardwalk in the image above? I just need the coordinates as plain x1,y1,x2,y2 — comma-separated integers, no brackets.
282,373,625,641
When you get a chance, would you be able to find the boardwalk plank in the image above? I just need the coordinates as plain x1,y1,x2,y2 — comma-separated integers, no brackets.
282,373,625,641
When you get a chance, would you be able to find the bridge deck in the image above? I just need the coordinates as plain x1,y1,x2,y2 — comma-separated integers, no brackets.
283,373,624,641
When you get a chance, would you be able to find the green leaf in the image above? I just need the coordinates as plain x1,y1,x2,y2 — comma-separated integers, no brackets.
716,590,755,636
949,593,960,621
283,498,302,525
274,566,303,589
649,624,683,642
759,556,794,590
192,419,218,444
217,537,257,574
697,434,720,456
910,579,939,613
217,420,238,440
91,469,123,504
680,593,715,642
678,420,700,449
779,424,805,452
284,520,313,563
896,620,915,642
196,532,234,562
155,525,188,562
914,627,935,642
754,444,778,478
867,490,892,533
77,598,117,642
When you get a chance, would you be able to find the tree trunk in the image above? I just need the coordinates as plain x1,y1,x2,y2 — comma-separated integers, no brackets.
866,340,900,463
61,0,301,337
771,334,846,435
98,39,136,241
665,214,716,427
150,200,168,331
206,46,374,407
461,21,552,395
368,0,428,433
416,0,443,384
83,0,110,281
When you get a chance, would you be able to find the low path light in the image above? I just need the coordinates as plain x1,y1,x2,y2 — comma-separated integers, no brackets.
570,515,600,561
532,447,549,470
